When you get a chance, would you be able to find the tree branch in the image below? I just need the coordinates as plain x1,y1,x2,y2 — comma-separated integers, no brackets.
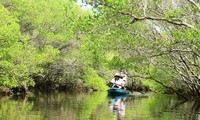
130,16,196,29
188,0,200,10
99,1,197,29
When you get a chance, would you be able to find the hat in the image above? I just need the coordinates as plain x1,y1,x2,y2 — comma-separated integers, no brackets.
114,73,122,78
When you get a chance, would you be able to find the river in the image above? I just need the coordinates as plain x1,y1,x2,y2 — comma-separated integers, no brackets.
0,91,199,120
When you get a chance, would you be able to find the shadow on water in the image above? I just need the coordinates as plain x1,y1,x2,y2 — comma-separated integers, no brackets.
0,91,200,120
165,99,200,120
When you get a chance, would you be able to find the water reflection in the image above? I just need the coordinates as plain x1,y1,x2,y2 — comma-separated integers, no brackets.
108,95,128,120
0,92,199,120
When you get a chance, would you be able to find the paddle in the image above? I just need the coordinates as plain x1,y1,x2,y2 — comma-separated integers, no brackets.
111,83,123,89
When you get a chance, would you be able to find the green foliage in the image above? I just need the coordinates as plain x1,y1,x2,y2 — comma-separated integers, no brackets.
165,9,184,19
0,3,59,88
0,0,103,90
0,0,199,96
0,4,21,47
0,0,91,45
108,56,125,69
82,67,109,90
142,79,167,93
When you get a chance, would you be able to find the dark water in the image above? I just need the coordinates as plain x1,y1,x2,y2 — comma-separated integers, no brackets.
0,91,199,120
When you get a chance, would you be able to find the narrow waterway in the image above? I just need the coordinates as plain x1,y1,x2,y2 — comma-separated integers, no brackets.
0,91,199,120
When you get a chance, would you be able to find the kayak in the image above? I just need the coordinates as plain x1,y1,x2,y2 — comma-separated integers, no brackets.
108,94,128,100
108,88,130,95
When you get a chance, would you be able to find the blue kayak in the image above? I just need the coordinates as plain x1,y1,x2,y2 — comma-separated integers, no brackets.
108,94,128,100
108,88,130,95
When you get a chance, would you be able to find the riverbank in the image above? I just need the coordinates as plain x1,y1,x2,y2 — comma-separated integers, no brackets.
0,81,100,97
0,82,152,97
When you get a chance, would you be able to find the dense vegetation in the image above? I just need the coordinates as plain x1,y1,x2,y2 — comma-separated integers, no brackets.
0,0,199,100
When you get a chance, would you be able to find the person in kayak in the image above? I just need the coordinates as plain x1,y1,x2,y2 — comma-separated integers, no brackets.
110,73,125,89
120,70,128,90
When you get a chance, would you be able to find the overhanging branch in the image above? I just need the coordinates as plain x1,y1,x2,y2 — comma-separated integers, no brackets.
188,0,200,10
98,1,198,29
117,7,197,29
130,16,196,29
